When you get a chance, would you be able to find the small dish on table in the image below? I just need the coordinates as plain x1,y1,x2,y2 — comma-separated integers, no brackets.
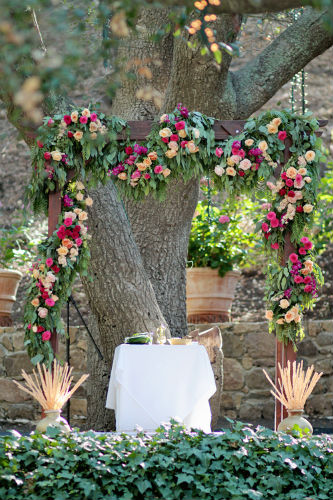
169,338,192,346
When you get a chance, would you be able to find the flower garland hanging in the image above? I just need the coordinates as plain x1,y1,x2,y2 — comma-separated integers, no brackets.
24,106,324,365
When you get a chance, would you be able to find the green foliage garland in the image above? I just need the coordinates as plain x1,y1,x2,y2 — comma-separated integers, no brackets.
24,106,324,366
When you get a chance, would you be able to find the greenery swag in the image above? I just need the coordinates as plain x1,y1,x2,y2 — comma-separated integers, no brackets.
24,105,324,365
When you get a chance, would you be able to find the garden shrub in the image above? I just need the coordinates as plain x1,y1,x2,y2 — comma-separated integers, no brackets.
0,421,332,500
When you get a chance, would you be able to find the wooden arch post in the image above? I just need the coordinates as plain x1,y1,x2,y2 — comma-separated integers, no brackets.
47,118,326,429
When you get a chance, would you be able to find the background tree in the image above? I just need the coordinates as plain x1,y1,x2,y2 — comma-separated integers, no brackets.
0,0,332,429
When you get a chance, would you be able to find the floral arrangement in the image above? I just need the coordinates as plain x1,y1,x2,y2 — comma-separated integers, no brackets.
24,106,324,365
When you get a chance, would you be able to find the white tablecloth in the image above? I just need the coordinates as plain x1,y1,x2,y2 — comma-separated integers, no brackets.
106,344,216,433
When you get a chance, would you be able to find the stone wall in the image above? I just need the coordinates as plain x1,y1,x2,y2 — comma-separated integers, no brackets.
0,320,332,429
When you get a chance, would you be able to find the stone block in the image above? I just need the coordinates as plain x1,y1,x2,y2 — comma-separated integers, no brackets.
239,401,263,420
222,334,244,357
0,378,31,403
68,349,87,371
244,331,275,358
305,394,333,417
242,357,253,370
246,368,273,390
4,352,33,377
6,403,38,421
221,393,233,409
70,398,87,417
252,357,275,367
315,358,333,374
223,358,244,390
298,340,317,357
315,331,333,346
12,331,25,351
262,400,274,419
1,335,13,352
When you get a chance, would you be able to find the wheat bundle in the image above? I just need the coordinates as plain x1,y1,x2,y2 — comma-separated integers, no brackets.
263,361,322,410
13,360,89,410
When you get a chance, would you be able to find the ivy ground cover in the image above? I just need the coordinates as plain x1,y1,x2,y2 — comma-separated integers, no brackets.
0,422,332,500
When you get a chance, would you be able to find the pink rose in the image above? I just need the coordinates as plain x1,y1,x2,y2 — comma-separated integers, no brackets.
304,285,312,293
63,115,71,125
303,276,312,284
270,218,279,228
238,149,245,159
125,146,133,155
262,223,269,232
90,113,97,122
278,131,287,141
300,236,310,244
219,215,230,224
294,275,303,284
231,147,239,156
44,152,51,160
64,218,73,227
271,243,279,250
56,225,66,239
144,173,151,180
295,174,303,183
288,190,295,198
47,119,54,127
304,241,313,250
67,131,74,138
175,121,185,130
299,247,307,255
181,141,188,149
46,258,53,267
154,165,163,174
161,137,169,143
170,134,179,142
45,298,55,307
75,238,83,246
286,179,294,187
42,330,52,342
37,140,44,148
289,253,299,263
38,307,48,318
80,116,88,124
131,170,141,179
27,323,32,329
267,211,277,221
215,147,223,158
261,203,271,210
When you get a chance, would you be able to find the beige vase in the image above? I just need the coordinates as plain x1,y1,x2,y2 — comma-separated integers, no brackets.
0,269,22,326
278,409,313,435
36,409,71,433
186,267,241,323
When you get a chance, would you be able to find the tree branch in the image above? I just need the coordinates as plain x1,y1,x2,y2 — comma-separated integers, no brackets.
230,7,333,118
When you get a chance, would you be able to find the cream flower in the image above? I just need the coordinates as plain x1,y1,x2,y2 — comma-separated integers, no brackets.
159,114,169,123
32,325,38,333
85,196,93,206
118,172,127,180
137,163,147,171
272,117,282,126
297,156,307,167
294,191,303,200
286,167,297,179
298,167,307,176
57,246,69,256
276,318,285,325
143,157,152,166
31,298,40,307
58,255,67,266
305,150,315,162
294,178,305,189
159,127,172,138
32,269,39,279
71,111,78,123
192,128,200,138
265,310,274,321
258,140,268,152
79,211,88,221
285,310,296,323
304,176,312,183
239,159,251,170
51,151,62,161
226,167,236,176
74,208,82,215
64,211,77,220
178,129,187,138
187,141,199,153
81,108,90,117
214,166,225,176
230,155,241,165
148,151,158,160
165,149,177,159
76,192,84,201
303,204,314,213
227,157,235,166
279,299,290,309
267,123,278,134
168,141,179,151
162,168,171,178
89,122,98,132
38,307,48,318
74,131,83,141
245,139,254,147
76,181,85,190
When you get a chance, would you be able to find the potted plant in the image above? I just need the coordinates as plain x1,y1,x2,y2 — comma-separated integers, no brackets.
0,213,44,325
187,195,259,323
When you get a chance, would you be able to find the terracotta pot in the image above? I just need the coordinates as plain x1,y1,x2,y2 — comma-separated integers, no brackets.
0,269,22,326
186,267,241,323
278,409,313,435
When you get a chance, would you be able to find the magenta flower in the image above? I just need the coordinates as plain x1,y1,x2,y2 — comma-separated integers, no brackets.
303,276,311,284
37,140,44,148
286,179,294,187
131,170,141,179
262,222,269,232
278,131,287,141
144,173,151,179
219,215,230,224
64,218,73,227
170,134,179,142
63,115,72,125
57,226,66,239
271,243,279,250
270,219,279,228
232,140,241,149
304,241,313,250
46,258,53,267
27,323,32,329
294,275,303,284
300,236,310,244
215,147,223,157
67,131,74,138
47,119,54,127
267,211,276,220
44,152,51,160
304,284,312,293
90,113,97,121
75,238,83,246
299,247,307,255
45,298,55,307
175,121,185,130
125,146,133,155
154,165,163,174
289,253,299,263
231,147,239,156
161,137,169,143
42,330,52,342
80,116,88,124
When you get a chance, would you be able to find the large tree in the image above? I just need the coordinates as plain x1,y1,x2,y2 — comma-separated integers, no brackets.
1,0,332,429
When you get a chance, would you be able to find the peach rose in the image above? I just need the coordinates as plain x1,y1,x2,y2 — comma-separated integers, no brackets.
298,156,307,167
245,139,254,147
258,140,268,152
74,208,82,214
71,111,78,122
267,123,278,134
31,298,40,307
159,127,172,138
79,211,88,221
143,157,152,166
279,299,289,309
62,238,73,249
52,295,59,302
214,166,225,176
284,310,296,323
162,168,171,178
227,157,235,166
137,163,147,171
32,269,39,279
226,167,236,176
304,176,312,183
118,172,127,180
85,197,93,206
303,204,313,213
38,307,48,318
178,129,187,138
51,150,62,161
286,167,297,179
168,141,179,151
89,122,98,132
76,181,84,190
276,318,285,325
265,310,274,321
57,246,69,255
90,133,97,140
165,149,177,158
239,159,251,170
76,192,84,201
230,155,241,165
81,108,90,117
186,141,199,153
58,255,67,266
272,117,282,126
74,131,83,141
148,151,158,161
305,150,315,162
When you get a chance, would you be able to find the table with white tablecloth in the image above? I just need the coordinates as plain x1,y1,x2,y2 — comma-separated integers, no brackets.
106,343,216,433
